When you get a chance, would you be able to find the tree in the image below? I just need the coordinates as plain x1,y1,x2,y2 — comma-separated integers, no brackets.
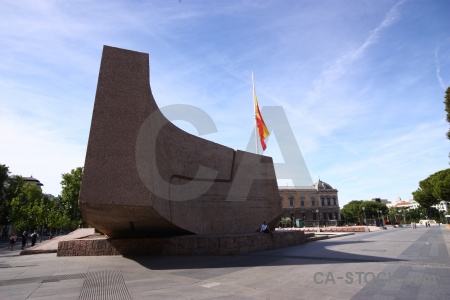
1,168,26,231
10,182,44,232
281,217,292,227
412,169,450,208
59,167,84,229
0,164,9,199
340,200,388,225
0,164,10,227
340,200,364,224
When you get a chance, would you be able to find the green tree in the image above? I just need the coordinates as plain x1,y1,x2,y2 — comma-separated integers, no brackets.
10,182,44,232
281,217,292,227
412,169,450,208
34,194,56,236
0,164,10,227
340,200,388,225
340,200,364,224
59,167,84,230
0,164,9,198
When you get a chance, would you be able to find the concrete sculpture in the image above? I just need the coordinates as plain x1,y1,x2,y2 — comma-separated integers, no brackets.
79,46,281,237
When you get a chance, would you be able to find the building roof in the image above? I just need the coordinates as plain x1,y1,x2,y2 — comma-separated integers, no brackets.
278,185,315,190
278,179,338,192
22,176,44,186
314,179,333,190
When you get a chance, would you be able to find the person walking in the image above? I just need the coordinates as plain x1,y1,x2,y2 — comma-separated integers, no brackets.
21,231,28,250
9,233,17,250
31,230,39,247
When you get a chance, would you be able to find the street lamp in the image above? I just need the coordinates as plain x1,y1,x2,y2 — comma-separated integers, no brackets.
316,209,320,228
377,210,381,226
362,207,366,225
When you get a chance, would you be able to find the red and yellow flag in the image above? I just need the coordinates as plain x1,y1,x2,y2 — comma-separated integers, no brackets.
254,91,270,151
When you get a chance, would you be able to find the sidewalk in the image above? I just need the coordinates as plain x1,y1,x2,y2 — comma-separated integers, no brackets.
18,228,95,255
1,226,449,299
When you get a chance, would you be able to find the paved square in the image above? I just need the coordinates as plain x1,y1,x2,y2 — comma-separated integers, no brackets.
1,225,449,299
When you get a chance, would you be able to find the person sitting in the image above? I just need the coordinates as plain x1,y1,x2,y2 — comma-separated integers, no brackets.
260,221,270,233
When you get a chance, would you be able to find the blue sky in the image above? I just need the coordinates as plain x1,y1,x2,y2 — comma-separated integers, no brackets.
1,0,449,207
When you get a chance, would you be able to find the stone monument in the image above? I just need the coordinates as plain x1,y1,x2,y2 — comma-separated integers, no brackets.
78,46,281,238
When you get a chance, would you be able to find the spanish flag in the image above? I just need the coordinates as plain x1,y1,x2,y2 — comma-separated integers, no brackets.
253,74,270,151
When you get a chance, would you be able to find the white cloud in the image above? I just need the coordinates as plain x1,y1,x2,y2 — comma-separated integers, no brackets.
0,0,448,207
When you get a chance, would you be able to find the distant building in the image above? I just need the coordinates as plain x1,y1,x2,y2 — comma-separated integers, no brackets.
22,176,55,198
371,198,390,205
22,176,44,188
386,197,419,210
279,179,340,227
434,200,449,213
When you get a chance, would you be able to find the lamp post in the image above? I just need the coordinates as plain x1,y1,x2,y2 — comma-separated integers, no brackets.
362,207,366,225
377,210,381,226
316,209,320,228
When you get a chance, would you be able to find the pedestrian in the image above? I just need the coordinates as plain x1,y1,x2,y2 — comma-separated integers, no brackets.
260,221,274,238
21,231,28,250
9,233,17,250
30,230,39,247
260,221,270,233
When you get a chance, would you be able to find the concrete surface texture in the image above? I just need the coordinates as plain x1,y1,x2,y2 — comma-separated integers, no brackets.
78,45,281,238
20,229,96,255
56,231,314,256
1,225,449,299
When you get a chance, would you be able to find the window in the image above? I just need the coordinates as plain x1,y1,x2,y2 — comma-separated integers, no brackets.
333,197,337,206
300,196,305,207
329,213,333,220
301,212,306,220
327,197,331,206
321,196,325,206
313,212,317,220
289,196,294,207
323,212,327,220
311,196,315,206
335,212,339,220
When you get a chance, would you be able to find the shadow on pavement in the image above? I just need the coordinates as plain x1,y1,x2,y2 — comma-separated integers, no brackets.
127,239,405,272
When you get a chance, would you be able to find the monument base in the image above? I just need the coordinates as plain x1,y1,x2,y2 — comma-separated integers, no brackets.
57,230,311,256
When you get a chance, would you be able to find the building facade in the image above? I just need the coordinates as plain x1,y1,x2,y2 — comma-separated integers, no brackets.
279,180,340,227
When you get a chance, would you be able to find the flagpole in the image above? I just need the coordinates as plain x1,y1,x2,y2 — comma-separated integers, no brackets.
252,71,258,154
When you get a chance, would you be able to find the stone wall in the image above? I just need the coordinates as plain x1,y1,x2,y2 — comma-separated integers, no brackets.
57,231,310,256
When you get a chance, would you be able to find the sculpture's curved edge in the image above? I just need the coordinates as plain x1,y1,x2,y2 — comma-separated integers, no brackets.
79,45,281,237
80,203,193,237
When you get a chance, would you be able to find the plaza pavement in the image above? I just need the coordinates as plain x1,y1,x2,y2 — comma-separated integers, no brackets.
1,224,449,299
